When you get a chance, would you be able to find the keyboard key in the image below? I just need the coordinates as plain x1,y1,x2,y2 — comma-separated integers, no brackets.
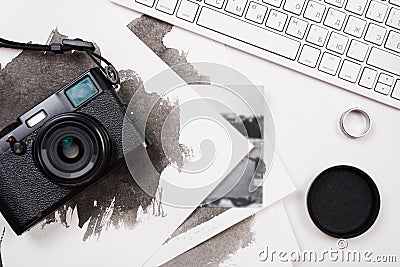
345,0,368,15
304,1,326,23
339,60,361,82
306,24,329,46
265,9,288,31
197,7,301,59
156,0,179,14
367,47,400,76
298,44,321,67
319,52,341,75
283,0,306,15
136,0,155,7
262,0,282,7
385,31,400,53
366,0,388,23
245,2,268,23
364,23,387,45
391,80,400,100
390,0,400,7
387,8,400,30
378,73,394,85
326,32,348,54
225,0,248,16
205,0,225,8
324,8,346,30
375,82,391,95
325,0,344,8
286,17,308,39
359,68,377,88
177,0,199,22
347,40,369,61
127,0,400,109
344,16,366,37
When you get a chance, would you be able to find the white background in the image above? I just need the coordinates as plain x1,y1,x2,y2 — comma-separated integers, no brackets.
1,0,400,266
224,40,400,266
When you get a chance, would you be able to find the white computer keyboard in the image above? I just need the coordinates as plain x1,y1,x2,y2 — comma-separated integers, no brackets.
113,0,400,109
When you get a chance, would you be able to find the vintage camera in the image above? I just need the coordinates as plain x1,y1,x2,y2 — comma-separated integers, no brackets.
0,67,145,235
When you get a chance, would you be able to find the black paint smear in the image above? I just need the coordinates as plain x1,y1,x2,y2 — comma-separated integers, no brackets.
128,16,256,266
0,228,5,267
119,69,184,175
0,30,183,241
168,207,228,240
127,16,209,84
0,30,95,128
163,215,256,267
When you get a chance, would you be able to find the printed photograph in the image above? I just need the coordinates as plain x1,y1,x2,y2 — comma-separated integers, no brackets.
201,88,265,208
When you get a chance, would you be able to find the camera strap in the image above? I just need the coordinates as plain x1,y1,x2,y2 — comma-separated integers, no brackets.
0,37,120,89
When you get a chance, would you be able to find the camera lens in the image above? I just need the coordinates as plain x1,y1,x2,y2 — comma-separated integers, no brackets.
57,136,84,163
34,113,112,186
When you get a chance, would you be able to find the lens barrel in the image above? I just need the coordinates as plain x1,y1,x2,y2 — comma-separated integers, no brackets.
34,113,112,186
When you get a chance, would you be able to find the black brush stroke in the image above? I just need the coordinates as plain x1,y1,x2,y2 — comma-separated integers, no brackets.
0,227,5,267
0,29,183,241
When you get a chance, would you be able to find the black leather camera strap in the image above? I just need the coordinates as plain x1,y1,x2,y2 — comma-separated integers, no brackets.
0,37,120,87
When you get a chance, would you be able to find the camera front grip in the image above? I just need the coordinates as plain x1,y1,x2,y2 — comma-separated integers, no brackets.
0,143,129,236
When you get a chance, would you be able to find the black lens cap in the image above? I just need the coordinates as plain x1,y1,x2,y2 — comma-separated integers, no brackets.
307,165,380,239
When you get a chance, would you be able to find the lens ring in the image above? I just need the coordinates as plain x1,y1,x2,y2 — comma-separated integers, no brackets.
34,113,112,186
45,127,95,173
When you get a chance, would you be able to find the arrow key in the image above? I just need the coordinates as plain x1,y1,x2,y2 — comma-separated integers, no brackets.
359,67,377,89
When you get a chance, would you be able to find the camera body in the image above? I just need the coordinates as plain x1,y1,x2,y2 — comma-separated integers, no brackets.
0,68,144,235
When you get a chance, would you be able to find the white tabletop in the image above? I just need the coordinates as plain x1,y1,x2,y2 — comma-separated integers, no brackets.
224,46,400,266
1,1,399,266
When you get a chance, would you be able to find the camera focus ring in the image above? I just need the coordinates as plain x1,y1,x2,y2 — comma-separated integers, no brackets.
34,113,112,187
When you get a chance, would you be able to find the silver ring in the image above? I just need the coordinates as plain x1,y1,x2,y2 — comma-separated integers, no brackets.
339,108,371,138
